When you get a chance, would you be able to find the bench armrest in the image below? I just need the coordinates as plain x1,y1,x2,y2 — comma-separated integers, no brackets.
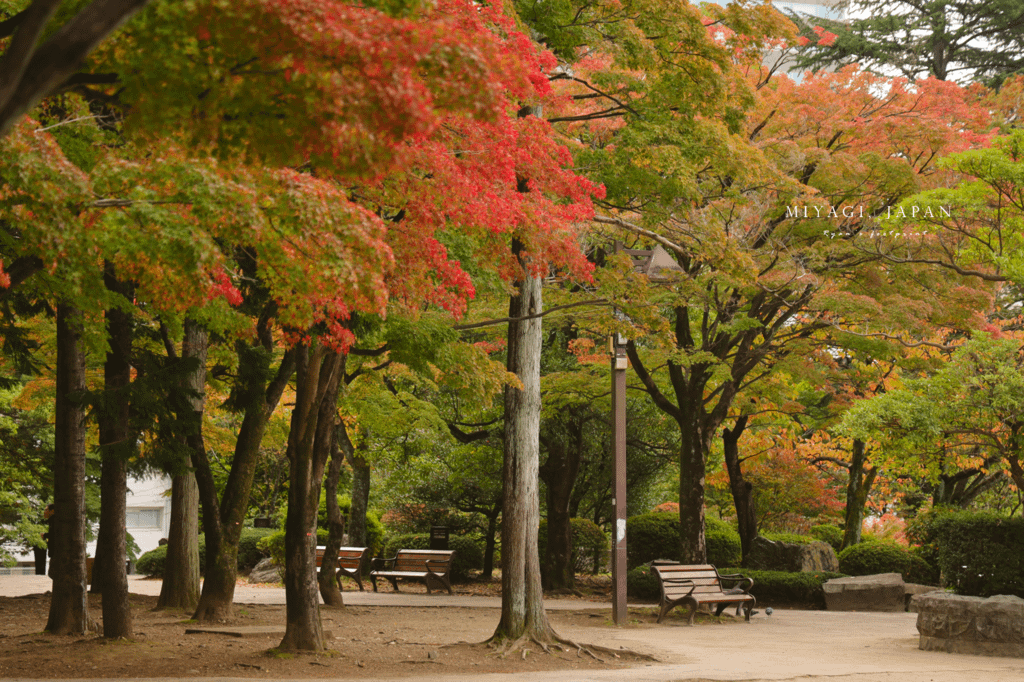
425,559,450,573
717,572,754,592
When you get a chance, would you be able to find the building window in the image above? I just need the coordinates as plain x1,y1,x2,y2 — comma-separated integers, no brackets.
126,508,162,529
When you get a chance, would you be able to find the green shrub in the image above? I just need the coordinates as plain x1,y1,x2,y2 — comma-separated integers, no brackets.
136,536,206,577
837,541,936,584
706,517,742,567
626,565,661,600
538,518,610,573
809,525,844,551
626,512,680,568
908,509,1024,597
626,513,741,568
237,528,276,571
718,568,847,608
381,532,483,582
763,532,815,545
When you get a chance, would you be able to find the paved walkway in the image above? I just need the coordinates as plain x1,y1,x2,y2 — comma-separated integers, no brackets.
2,574,1023,682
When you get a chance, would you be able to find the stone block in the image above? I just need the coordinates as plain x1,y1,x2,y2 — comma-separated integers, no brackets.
915,592,1024,658
905,583,943,611
746,536,840,573
823,573,905,612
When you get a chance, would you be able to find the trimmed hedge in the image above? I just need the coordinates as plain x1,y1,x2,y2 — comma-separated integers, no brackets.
719,568,847,608
837,541,937,585
908,509,1024,597
626,565,661,600
625,512,741,569
137,527,277,577
763,532,815,545
381,533,483,582
809,525,844,551
538,518,610,573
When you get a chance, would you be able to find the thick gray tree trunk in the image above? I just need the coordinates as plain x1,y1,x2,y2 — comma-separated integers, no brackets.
319,404,347,607
157,320,206,611
95,266,132,638
46,304,91,634
842,439,876,549
279,343,343,651
491,241,557,645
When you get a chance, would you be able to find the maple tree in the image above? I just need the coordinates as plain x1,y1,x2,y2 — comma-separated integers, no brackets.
565,29,992,567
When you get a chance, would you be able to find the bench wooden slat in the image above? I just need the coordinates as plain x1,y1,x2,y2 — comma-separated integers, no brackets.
652,563,757,625
314,546,370,591
370,548,456,595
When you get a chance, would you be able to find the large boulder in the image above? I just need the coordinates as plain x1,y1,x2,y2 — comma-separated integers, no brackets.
915,593,1024,657
746,536,840,573
823,572,906,612
248,557,283,584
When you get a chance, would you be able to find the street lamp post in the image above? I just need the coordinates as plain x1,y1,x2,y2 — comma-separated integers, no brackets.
611,332,628,624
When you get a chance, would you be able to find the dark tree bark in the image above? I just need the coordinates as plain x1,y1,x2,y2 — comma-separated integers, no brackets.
345,439,370,549
539,420,584,591
481,502,500,579
279,343,343,651
45,304,91,635
491,239,557,645
722,415,757,563
317,356,350,606
0,0,151,138
192,310,295,622
841,439,877,549
157,320,206,611
94,266,133,638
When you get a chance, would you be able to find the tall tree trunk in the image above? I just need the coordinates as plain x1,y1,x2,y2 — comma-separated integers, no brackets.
482,503,500,579
722,415,757,564
539,424,582,591
841,439,876,549
279,343,343,651
157,320,206,611
677,412,708,564
46,304,91,635
95,266,133,638
318,356,348,607
491,240,557,645
192,317,295,622
346,440,370,549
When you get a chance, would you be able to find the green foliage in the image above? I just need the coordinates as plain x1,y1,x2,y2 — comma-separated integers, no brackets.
626,512,680,569
381,533,483,582
237,528,276,571
810,525,844,551
720,568,847,608
135,545,167,577
706,517,742,567
626,565,661,600
538,518,610,573
908,509,1024,597
837,541,937,584
763,532,815,545
624,513,740,569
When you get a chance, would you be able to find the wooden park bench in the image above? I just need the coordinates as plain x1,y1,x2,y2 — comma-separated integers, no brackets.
315,546,371,591
370,549,456,595
652,563,757,624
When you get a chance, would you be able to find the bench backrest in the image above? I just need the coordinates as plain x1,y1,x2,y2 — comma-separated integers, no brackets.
315,546,370,570
393,549,455,574
653,564,725,599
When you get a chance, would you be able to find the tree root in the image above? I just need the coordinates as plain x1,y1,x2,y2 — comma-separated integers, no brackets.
487,632,656,663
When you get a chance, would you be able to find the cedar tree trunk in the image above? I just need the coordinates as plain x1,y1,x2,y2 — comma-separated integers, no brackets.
482,503,500,579
722,415,757,563
157,320,206,610
318,428,346,607
491,241,556,644
46,304,91,634
279,343,343,651
192,313,295,622
95,267,132,638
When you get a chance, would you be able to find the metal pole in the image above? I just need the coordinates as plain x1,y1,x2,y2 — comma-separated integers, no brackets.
611,340,628,624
